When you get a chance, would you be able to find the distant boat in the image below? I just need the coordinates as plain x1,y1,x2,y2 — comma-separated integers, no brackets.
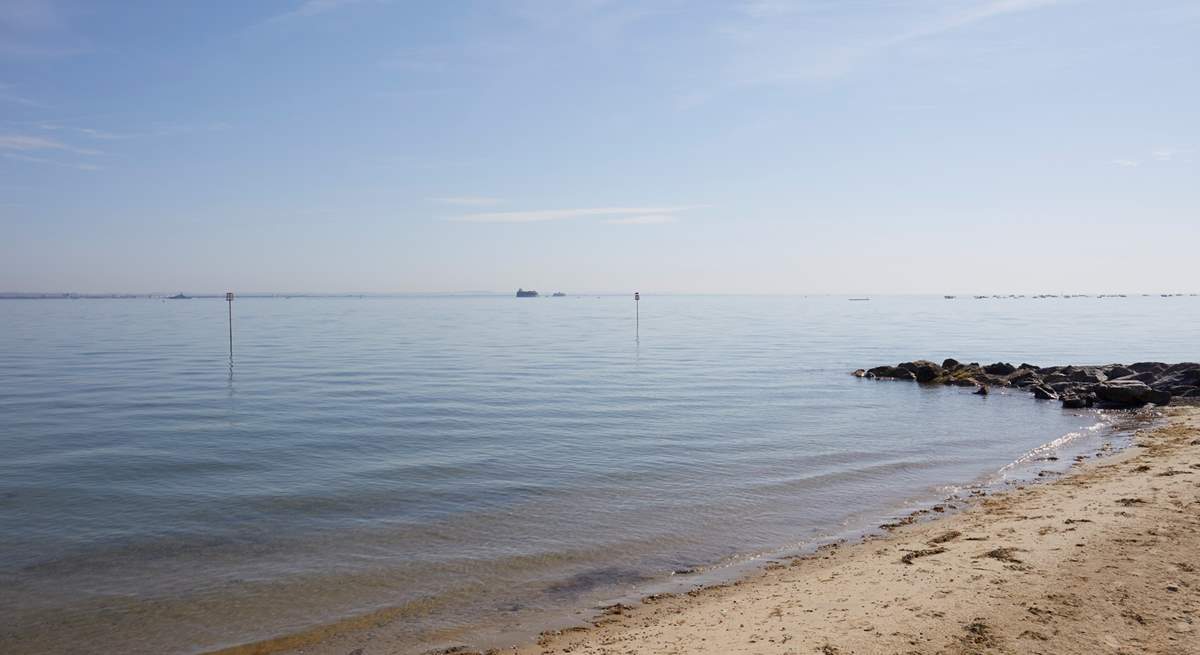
168,293,190,300
848,297,870,301
944,295,955,299
551,292,566,297
516,288,539,298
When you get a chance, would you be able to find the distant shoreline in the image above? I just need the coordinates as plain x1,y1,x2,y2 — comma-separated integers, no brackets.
3,292,1197,300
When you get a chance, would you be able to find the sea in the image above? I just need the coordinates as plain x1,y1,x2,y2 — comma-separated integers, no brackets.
1,294,1196,654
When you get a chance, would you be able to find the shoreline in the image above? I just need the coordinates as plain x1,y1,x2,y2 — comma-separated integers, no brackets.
251,406,1173,655
505,405,1199,655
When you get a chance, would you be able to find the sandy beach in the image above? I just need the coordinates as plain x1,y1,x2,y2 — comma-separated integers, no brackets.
513,406,1200,655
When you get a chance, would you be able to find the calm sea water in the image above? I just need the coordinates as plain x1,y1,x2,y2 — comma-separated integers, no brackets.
1,295,1196,654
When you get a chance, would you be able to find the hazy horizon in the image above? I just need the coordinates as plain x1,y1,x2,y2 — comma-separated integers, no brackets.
3,0,1198,294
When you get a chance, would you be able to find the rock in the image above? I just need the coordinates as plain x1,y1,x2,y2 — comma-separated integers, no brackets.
1129,362,1168,373
1049,381,1081,394
950,377,979,387
1164,362,1200,373
1146,389,1172,406
974,385,989,396
942,358,961,370
1032,385,1058,400
1061,395,1086,409
852,369,867,377
984,362,1017,375
1113,371,1159,384
1042,373,1069,384
1151,367,1200,391
1068,368,1107,384
1005,369,1041,387
1094,380,1154,405
867,365,914,380
1018,363,1041,371
1104,365,1136,379
914,363,944,383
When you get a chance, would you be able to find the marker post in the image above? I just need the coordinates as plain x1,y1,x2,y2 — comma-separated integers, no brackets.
634,291,639,340
226,292,234,360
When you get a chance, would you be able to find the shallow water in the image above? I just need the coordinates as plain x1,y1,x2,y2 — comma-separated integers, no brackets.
0,294,1196,653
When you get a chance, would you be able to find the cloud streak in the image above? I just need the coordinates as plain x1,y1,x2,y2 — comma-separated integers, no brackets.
605,214,680,225
446,206,694,224
719,0,1069,89
0,133,101,155
431,196,504,206
270,0,376,22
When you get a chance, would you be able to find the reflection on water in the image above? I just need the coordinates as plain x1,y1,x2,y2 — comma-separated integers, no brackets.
0,295,1196,654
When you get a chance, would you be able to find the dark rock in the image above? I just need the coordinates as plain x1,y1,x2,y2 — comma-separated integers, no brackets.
1104,365,1136,379
1146,389,1171,405
1049,381,1080,394
1032,385,1058,400
914,363,943,383
1129,362,1168,373
1151,368,1200,391
950,377,980,387
1018,363,1041,371
1005,369,1040,387
1164,362,1200,373
1068,368,1107,384
867,365,914,380
942,358,961,370
974,385,989,396
984,362,1017,375
1094,380,1153,405
1061,395,1086,409
1113,371,1159,384
1043,373,1069,384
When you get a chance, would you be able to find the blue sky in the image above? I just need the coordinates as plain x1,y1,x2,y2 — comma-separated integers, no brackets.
1,0,1197,294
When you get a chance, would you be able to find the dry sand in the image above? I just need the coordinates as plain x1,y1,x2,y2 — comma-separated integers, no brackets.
509,406,1200,655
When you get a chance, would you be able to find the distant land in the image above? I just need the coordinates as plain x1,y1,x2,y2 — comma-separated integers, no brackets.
0,292,1196,300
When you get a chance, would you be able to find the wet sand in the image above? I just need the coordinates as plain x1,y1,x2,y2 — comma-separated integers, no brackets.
512,406,1200,655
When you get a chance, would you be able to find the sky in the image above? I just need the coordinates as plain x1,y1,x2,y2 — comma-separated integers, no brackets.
1,0,1197,295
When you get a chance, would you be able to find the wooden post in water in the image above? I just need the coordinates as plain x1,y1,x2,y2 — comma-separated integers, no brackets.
226,292,234,360
634,291,639,340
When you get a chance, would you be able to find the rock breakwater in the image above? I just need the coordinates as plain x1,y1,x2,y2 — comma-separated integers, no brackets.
853,360,1199,409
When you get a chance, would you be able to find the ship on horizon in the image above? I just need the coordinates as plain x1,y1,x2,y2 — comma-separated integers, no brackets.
516,288,538,298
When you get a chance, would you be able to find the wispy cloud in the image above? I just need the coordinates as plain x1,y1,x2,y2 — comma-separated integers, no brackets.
0,82,47,108
1110,158,1140,168
605,214,680,225
431,196,504,206
1151,147,1179,162
716,0,1069,90
271,0,377,22
0,133,101,155
2,151,99,170
446,206,694,224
